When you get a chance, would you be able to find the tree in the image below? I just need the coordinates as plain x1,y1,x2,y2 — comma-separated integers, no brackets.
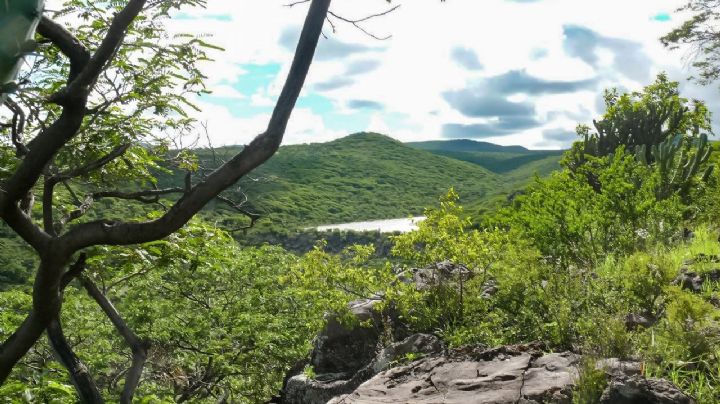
0,0,331,399
662,0,720,86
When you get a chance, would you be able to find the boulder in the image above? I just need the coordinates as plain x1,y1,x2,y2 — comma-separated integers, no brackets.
329,345,580,404
310,299,384,376
281,333,444,404
327,346,695,404
673,269,720,293
410,260,472,290
600,375,695,404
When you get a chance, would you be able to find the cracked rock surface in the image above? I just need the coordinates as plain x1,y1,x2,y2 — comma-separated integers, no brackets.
328,346,578,404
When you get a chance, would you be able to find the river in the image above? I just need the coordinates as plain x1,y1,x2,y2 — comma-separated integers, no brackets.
315,217,426,233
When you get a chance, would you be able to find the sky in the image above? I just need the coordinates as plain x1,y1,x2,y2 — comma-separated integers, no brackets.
168,0,719,149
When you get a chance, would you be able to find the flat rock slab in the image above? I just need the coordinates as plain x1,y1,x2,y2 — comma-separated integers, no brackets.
329,351,581,404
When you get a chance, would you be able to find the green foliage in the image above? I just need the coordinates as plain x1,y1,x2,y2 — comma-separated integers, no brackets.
174,133,508,231
288,241,396,327
567,74,711,170
302,365,316,380
0,220,330,403
407,139,563,175
573,358,608,404
147,133,564,240
498,150,684,266
662,0,720,86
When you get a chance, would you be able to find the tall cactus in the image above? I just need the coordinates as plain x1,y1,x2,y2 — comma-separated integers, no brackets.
635,133,714,200
0,0,44,104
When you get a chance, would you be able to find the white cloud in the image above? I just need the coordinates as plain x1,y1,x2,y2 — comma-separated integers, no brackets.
168,0,711,149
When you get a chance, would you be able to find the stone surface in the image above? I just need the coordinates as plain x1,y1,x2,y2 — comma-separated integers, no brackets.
279,333,444,404
411,260,472,291
310,299,384,376
329,346,581,404
600,375,695,404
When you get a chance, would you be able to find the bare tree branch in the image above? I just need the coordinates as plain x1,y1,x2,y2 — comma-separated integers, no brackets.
93,188,185,202
0,0,150,383
47,254,105,403
80,275,150,404
4,98,29,157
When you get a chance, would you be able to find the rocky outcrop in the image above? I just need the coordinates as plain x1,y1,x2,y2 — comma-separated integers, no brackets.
282,333,444,404
601,375,695,404
328,345,694,404
279,336,694,404
673,255,720,293
328,345,578,404
276,262,472,404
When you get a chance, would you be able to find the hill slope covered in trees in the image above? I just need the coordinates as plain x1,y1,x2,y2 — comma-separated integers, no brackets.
175,133,557,231
176,133,562,232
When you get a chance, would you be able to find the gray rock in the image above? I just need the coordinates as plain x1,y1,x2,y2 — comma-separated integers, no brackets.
281,333,444,404
595,358,642,377
673,269,720,293
311,311,380,375
600,375,695,404
329,346,582,404
372,333,444,373
674,270,705,293
624,313,656,330
412,260,472,290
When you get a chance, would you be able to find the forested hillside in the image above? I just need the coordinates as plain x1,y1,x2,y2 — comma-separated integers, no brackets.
408,139,564,175
169,133,557,232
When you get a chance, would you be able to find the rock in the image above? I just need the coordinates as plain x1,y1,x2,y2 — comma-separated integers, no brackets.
329,345,581,404
310,299,384,376
327,345,693,404
412,260,472,290
600,375,695,404
481,279,499,298
673,269,720,293
674,270,705,293
372,333,444,373
521,352,580,403
279,333,443,404
595,358,642,377
283,375,350,404
624,313,656,330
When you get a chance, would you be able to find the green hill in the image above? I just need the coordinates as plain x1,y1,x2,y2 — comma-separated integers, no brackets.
407,139,530,154
189,133,510,230
157,133,569,232
408,139,564,174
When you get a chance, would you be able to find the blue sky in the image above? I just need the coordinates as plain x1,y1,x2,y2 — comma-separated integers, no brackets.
169,0,716,149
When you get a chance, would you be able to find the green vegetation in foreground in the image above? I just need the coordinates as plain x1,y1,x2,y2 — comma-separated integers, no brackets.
0,133,565,288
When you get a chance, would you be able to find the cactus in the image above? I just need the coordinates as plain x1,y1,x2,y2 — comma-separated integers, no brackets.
636,133,714,200
0,0,44,103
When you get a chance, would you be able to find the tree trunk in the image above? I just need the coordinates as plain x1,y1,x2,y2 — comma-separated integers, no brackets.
47,316,105,403
0,258,65,383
